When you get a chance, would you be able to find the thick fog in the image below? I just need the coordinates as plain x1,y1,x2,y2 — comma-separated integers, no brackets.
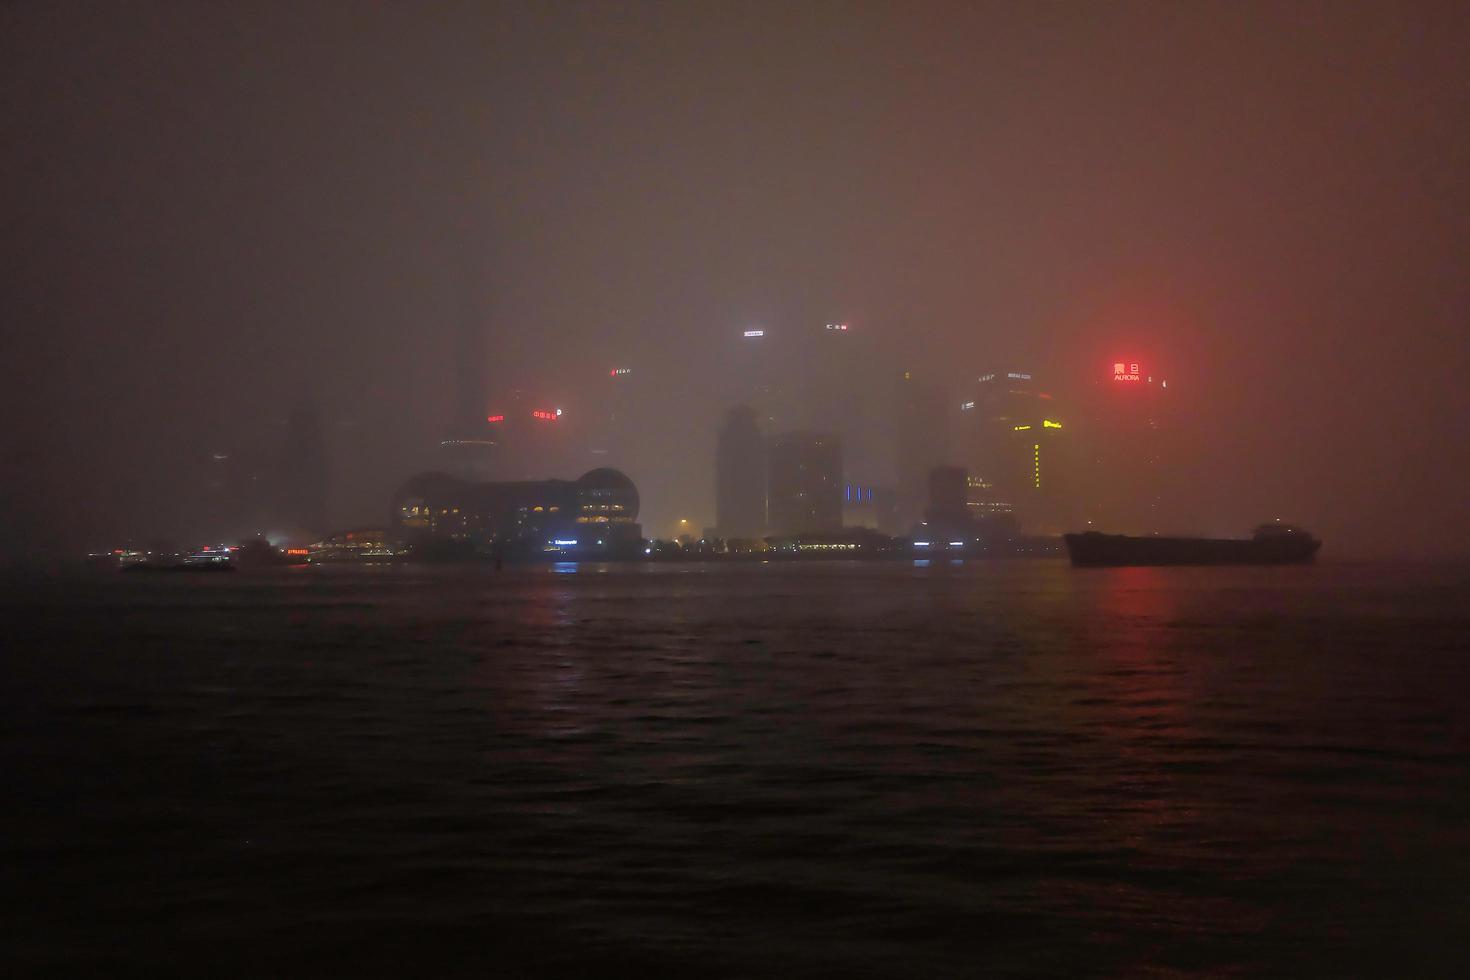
3,1,1467,558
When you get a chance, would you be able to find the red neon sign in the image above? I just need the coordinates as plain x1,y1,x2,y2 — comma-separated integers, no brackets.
1112,361,1142,382
531,410,558,421
486,414,505,423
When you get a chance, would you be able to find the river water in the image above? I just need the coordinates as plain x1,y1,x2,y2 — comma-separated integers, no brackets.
5,560,1469,977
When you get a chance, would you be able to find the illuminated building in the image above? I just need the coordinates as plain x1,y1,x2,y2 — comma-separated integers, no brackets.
908,465,976,554
805,317,886,504
762,527,895,555
307,528,398,562
183,545,236,567
1078,360,1172,533
767,432,843,535
472,393,573,481
729,323,798,436
391,467,641,558
962,371,1071,533
911,465,1022,552
586,366,638,469
715,405,767,538
966,474,1013,518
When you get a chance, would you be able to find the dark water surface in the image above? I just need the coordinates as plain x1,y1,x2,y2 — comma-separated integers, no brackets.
6,560,1470,977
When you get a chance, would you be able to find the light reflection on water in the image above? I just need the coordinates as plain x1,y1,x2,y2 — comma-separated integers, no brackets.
3,559,1469,977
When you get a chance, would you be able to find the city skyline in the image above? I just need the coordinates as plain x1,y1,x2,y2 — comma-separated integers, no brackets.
3,2,1468,558
7,5,1469,976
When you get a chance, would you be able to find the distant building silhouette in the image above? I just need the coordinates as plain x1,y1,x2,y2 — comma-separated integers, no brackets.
893,370,950,529
392,467,641,559
479,392,572,481
767,432,842,535
965,473,1014,520
1077,360,1173,533
715,405,767,538
962,370,1070,533
925,465,969,526
438,258,500,479
842,482,898,533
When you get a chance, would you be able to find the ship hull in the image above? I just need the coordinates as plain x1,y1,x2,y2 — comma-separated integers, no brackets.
1064,532,1320,567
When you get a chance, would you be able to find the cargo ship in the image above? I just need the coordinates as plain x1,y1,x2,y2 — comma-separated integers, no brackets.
1064,524,1321,567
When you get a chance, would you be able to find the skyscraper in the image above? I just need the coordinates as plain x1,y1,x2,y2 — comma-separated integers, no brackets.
1077,360,1172,533
767,431,843,535
438,257,500,479
715,405,767,538
893,370,950,529
732,324,803,437
805,320,880,481
962,371,1071,533
589,366,636,464
482,392,570,481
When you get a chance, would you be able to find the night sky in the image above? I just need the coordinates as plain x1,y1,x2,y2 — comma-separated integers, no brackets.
3,1,1467,556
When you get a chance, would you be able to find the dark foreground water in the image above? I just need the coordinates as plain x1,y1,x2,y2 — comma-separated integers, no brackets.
5,560,1470,977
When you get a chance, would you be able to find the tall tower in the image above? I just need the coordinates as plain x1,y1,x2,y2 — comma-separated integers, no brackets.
893,370,950,530
453,272,488,435
715,405,767,538
962,370,1071,533
438,256,499,479
1079,359,1171,533
807,320,884,493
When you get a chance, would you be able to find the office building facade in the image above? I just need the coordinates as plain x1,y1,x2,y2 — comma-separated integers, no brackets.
893,370,951,529
962,370,1071,533
1077,360,1173,533
391,466,641,557
767,432,843,535
715,405,767,538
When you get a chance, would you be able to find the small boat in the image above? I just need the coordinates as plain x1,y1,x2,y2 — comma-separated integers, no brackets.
1064,524,1321,567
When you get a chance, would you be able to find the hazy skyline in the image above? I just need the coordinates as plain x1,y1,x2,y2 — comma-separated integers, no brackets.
4,1,1468,556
